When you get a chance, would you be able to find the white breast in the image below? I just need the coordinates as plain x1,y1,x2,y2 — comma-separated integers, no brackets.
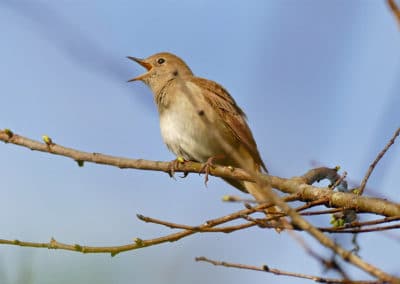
159,82,222,162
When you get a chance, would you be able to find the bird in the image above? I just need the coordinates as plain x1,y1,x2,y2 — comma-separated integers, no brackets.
127,52,275,206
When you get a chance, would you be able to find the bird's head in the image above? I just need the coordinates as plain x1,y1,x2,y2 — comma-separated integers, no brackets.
127,52,193,92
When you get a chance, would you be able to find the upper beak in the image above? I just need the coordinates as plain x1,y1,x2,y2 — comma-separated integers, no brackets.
127,56,152,82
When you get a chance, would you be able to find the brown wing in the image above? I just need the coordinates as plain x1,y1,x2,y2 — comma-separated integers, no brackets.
190,77,267,172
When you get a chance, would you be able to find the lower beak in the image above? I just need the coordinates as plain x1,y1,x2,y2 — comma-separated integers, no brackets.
127,56,152,82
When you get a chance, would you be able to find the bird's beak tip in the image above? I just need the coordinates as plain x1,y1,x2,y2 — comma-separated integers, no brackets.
127,55,152,83
127,56,152,70
126,56,138,62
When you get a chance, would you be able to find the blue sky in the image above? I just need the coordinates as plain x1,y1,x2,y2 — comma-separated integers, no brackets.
0,1,399,283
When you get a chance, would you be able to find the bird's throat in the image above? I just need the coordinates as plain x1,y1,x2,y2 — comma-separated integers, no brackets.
154,78,176,110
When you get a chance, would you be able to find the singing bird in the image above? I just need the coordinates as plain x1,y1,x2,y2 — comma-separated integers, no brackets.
127,52,272,203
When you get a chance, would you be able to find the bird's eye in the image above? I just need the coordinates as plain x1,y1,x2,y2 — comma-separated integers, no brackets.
157,58,165,64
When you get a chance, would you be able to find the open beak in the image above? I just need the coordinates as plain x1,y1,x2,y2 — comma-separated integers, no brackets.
127,56,152,82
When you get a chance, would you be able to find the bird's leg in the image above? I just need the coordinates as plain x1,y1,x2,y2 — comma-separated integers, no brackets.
167,156,186,179
199,154,225,187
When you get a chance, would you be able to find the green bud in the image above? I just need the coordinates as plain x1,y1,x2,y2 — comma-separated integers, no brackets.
4,128,13,138
42,135,53,145
134,238,143,246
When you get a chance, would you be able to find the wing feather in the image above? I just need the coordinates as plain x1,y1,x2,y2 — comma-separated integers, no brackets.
190,77,267,172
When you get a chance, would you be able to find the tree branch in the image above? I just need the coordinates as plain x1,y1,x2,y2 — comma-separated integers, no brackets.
388,0,400,27
1,130,399,217
2,129,399,281
359,127,400,195
195,256,381,284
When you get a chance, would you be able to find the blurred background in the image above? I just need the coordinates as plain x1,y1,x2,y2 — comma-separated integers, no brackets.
0,1,399,283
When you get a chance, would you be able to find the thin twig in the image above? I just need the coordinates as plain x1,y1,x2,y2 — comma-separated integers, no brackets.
295,198,330,212
388,0,400,27
136,198,353,234
195,256,380,284
359,128,400,195
301,208,344,216
0,196,300,255
321,224,400,234
330,171,347,190
345,216,400,227
0,231,195,256
138,194,299,232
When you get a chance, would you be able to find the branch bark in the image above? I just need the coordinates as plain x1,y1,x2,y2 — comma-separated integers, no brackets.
195,256,382,284
1,130,399,217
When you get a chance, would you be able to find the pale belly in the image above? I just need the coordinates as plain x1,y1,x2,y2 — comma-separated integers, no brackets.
159,93,229,163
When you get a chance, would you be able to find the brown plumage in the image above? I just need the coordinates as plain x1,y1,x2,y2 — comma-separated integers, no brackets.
191,77,268,172
127,52,273,203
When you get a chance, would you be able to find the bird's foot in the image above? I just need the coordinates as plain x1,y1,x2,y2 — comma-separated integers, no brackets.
199,155,225,187
168,156,187,179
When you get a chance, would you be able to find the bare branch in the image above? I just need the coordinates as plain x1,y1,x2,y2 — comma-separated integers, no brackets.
359,127,400,195
250,178,399,283
138,194,298,232
302,166,342,185
1,130,399,217
0,194,297,254
0,231,195,256
1,130,399,281
271,174,400,217
388,0,400,27
330,171,348,191
340,216,400,228
195,256,380,284
321,224,400,234
138,214,257,232
301,208,344,216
